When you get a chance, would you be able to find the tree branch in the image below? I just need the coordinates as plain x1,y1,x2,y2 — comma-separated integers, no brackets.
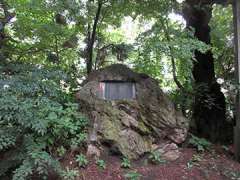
54,35,60,61
94,43,114,69
159,19,187,93
16,47,47,61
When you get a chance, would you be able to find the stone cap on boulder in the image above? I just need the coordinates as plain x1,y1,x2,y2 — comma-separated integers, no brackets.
85,64,150,83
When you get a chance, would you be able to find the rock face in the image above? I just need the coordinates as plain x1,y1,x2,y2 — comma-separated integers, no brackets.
76,64,188,159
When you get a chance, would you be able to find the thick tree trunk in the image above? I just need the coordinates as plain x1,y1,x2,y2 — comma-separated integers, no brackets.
183,0,231,142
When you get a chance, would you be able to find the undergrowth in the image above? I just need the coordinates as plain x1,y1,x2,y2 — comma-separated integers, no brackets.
189,134,211,152
0,63,88,179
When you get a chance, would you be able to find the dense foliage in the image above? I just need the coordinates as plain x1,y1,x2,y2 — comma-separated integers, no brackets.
210,4,234,120
0,0,236,178
0,64,87,179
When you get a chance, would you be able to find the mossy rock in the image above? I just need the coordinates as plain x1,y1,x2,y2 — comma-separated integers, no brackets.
76,64,189,159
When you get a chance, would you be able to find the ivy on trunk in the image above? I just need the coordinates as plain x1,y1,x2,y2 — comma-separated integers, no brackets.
183,0,232,142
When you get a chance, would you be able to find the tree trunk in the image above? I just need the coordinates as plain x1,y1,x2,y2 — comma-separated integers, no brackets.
233,0,240,160
0,1,15,61
183,0,231,142
86,1,102,74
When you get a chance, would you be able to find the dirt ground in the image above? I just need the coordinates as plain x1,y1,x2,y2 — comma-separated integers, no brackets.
61,145,240,180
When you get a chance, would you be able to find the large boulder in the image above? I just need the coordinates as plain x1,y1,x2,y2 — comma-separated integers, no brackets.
76,64,188,159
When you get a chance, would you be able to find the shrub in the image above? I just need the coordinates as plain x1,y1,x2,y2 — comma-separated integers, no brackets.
148,151,166,164
0,64,87,179
57,146,66,157
189,134,211,152
76,154,88,168
61,167,79,180
96,159,106,170
125,171,142,180
121,157,131,168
